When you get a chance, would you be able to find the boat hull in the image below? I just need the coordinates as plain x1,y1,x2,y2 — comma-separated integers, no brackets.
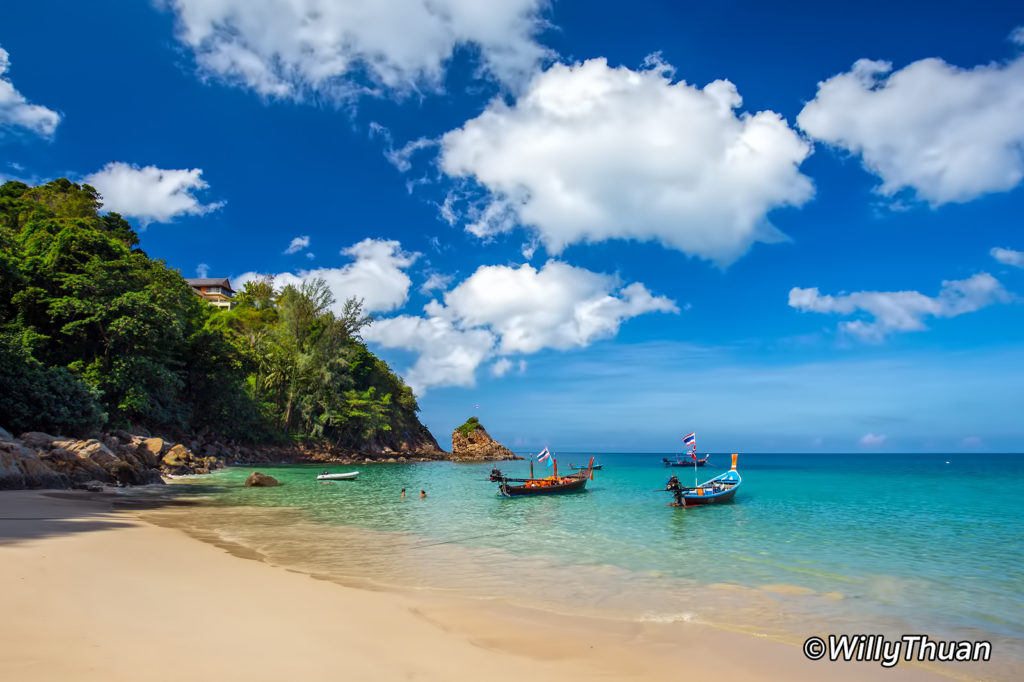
316,472,359,480
677,486,737,507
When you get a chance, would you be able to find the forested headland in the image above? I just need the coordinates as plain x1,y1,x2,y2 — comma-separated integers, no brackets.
0,179,440,455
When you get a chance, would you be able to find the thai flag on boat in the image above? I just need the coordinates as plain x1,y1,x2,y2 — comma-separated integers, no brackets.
537,447,553,467
682,432,695,447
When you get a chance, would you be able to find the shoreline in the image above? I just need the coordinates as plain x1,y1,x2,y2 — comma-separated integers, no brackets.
0,490,1004,681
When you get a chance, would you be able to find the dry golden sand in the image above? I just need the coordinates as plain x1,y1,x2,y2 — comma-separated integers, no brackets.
0,490,986,681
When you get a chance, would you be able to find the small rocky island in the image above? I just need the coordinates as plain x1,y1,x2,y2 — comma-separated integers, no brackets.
450,417,518,461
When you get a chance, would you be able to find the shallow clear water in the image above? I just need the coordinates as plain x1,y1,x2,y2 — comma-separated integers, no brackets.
137,452,1024,662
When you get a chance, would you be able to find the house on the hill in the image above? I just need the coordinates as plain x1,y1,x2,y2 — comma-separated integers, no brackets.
185,278,235,310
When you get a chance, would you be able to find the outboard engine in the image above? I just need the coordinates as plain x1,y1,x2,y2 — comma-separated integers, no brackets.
489,467,504,482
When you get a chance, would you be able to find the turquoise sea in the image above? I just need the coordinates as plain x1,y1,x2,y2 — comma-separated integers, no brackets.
136,452,1024,668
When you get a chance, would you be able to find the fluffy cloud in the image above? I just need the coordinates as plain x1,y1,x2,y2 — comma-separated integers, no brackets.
489,358,527,377
438,57,813,265
860,433,887,447
364,260,676,393
419,272,453,294
162,0,551,99
440,261,679,354
490,357,513,377
0,46,60,136
238,238,418,314
1011,26,1024,46
84,162,224,224
797,54,1024,205
363,315,496,391
789,273,1011,341
284,235,310,254
991,247,1024,268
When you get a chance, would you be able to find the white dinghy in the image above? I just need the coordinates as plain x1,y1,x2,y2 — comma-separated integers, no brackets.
316,472,359,481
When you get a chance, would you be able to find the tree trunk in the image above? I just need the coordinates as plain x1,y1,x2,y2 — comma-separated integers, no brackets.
283,388,294,430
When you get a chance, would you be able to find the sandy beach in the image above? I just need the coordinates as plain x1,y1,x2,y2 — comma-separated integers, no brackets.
0,490,988,682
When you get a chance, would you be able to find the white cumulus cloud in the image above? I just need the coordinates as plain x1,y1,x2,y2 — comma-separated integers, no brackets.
0,46,61,137
440,261,679,354
860,433,887,447
162,0,552,99
237,238,418,314
438,57,814,265
419,272,453,294
490,357,513,377
362,315,496,392
84,162,224,225
364,259,676,394
991,247,1024,268
797,53,1024,205
284,235,310,254
789,273,1011,342
489,357,528,377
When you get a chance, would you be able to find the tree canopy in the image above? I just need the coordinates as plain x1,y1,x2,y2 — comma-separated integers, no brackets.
0,179,429,450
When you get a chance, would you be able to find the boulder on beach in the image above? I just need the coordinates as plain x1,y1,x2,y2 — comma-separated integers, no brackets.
0,439,70,489
245,472,279,487
162,444,191,468
140,437,166,459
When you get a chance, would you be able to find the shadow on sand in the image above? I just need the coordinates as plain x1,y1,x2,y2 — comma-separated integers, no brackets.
0,489,206,545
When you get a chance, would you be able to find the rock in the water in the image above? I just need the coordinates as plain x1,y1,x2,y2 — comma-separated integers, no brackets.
451,418,517,461
245,472,279,487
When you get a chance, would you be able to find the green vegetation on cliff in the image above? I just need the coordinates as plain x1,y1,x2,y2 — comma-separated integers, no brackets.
0,179,435,451
455,416,481,437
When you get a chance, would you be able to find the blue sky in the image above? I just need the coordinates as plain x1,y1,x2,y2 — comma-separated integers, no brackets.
2,1,1022,452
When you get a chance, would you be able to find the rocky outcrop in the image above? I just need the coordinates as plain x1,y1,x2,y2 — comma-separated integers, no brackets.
450,419,517,461
244,472,279,487
1,416,461,492
0,426,233,490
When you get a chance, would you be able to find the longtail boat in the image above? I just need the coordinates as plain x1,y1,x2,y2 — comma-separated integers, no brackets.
492,455,594,497
664,454,741,507
570,462,602,470
663,455,709,467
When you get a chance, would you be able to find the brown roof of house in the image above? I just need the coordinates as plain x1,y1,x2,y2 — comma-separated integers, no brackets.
185,278,235,294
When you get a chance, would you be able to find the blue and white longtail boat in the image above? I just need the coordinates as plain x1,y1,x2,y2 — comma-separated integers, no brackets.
667,454,741,507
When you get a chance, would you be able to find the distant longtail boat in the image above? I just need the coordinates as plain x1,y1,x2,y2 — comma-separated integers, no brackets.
663,455,709,467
